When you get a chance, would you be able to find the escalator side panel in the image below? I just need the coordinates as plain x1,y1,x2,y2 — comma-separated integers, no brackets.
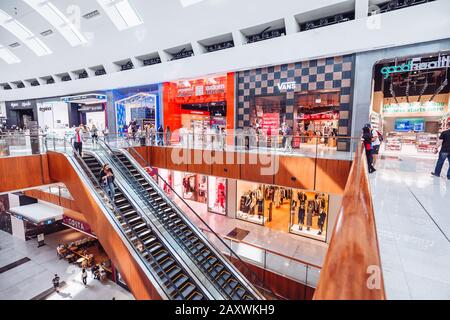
46,151,162,300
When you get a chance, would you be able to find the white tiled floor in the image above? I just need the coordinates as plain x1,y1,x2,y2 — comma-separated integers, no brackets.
0,229,134,300
370,155,450,300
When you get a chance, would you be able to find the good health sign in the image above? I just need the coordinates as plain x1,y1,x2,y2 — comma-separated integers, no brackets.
383,102,446,114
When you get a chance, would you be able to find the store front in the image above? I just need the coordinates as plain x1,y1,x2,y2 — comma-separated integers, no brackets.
155,168,227,216
371,52,450,157
62,93,108,130
5,99,38,129
236,180,330,242
163,73,235,143
236,55,354,151
36,99,70,132
112,83,162,134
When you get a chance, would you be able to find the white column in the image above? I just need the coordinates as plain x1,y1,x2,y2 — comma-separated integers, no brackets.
284,16,299,35
355,0,370,19
226,179,237,219
191,42,205,56
232,30,247,47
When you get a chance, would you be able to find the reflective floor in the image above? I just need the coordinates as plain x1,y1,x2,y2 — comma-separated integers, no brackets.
370,155,450,299
0,229,133,300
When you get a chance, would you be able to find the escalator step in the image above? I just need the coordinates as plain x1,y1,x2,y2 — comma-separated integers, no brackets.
180,283,195,299
160,258,174,270
142,235,156,245
154,250,169,262
166,266,182,279
149,243,162,253
173,274,189,288
189,292,204,300
233,287,246,299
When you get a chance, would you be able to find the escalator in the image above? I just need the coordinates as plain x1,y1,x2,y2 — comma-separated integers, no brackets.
79,153,206,300
93,141,264,300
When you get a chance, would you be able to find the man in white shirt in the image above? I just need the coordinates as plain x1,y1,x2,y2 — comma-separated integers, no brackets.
71,126,84,156
367,123,381,166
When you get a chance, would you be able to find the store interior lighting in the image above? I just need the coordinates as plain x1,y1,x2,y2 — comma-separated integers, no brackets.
0,9,52,56
24,0,87,47
96,0,143,31
0,45,21,64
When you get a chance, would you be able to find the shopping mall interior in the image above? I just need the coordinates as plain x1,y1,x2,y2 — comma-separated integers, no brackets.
0,0,449,306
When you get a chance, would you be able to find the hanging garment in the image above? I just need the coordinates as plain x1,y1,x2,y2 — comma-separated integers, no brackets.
318,210,327,230
274,188,281,207
298,203,305,225
216,182,226,208
306,202,314,227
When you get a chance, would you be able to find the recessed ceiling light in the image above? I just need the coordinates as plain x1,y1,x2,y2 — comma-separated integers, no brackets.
24,0,87,47
83,10,101,20
0,9,52,56
0,45,21,64
96,0,143,31
9,42,21,48
40,29,54,37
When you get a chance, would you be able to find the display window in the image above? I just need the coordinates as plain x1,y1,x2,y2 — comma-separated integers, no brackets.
236,181,329,241
207,177,227,215
37,100,70,130
371,52,450,157
236,181,266,225
181,173,207,203
115,92,157,133
289,191,329,241
158,169,173,196
250,95,286,135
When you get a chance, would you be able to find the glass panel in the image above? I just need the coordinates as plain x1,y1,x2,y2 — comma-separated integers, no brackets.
230,241,265,267
306,265,321,288
265,251,308,284
236,180,265,225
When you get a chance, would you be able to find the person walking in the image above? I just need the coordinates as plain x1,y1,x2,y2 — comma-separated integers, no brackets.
52,274,60,292
165,126,171,146
362,126,376,173
100,164,115,199
90,124,99,146
71,127,84,156
283,126,293,153
366,123,381,166
82,268,88,285
431,121,450,180
157,125,164,146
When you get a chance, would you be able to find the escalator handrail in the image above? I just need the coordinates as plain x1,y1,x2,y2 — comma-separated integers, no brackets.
102,138,274,298
51,137,189,300
94,140,241,299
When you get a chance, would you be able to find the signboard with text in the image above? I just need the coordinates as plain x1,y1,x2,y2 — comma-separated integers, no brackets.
261,113,279,134
62,215,94,236
383,102,446,115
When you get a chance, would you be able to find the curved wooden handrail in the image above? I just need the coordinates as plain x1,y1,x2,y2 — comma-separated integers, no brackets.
313,144,386,300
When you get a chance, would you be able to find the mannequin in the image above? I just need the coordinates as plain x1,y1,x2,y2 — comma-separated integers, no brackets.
306,201,314,231
298,201,306,231
274,188,281,208
216,181,225,209
318,207,327,235
255,187,264,219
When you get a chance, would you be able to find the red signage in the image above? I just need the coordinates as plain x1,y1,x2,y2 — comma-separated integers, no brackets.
299,112,339,120
175,76,227,98
261,113,279,135
63,215,94,236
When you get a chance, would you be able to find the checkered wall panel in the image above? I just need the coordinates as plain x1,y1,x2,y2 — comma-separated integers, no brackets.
237,54,354,136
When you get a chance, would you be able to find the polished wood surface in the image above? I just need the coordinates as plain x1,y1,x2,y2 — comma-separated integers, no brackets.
47,151,162,300
136,146,352,194
0,155,52,193
275,156,315,190
313,147,385,300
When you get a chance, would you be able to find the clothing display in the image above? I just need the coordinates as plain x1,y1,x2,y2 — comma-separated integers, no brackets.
182,174,197,201
236,183,266,225
208,177,227,215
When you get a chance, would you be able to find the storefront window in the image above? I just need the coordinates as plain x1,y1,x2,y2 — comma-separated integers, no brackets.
250,95,286,135
236,181,265,225
158,169,173,196
289,191,329,241
294,91,340,148
207,177,226,215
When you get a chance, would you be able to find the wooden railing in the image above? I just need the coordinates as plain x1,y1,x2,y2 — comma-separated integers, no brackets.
313,144,386,300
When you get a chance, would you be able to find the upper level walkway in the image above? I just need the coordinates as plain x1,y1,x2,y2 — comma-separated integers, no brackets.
370,155,450,299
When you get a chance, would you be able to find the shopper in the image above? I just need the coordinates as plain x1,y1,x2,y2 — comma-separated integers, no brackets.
362,126,376,173
165,126,171,146
102,127,109,142
100,164,115,199
157,126,164,146
366,123,381,166
71,127,84,157
90,124,99,145
149,124,156,146
283,126,293,153
82,268,88,285
129,119,138,141
431,121,450,180
52,274,60,292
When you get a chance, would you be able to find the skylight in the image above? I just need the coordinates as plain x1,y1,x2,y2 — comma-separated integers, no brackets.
0,9,52,56
24,0,87,47
96,0,143,31
0,45,21,64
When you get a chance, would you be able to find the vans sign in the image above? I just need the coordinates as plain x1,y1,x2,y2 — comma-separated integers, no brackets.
277,81,296,91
